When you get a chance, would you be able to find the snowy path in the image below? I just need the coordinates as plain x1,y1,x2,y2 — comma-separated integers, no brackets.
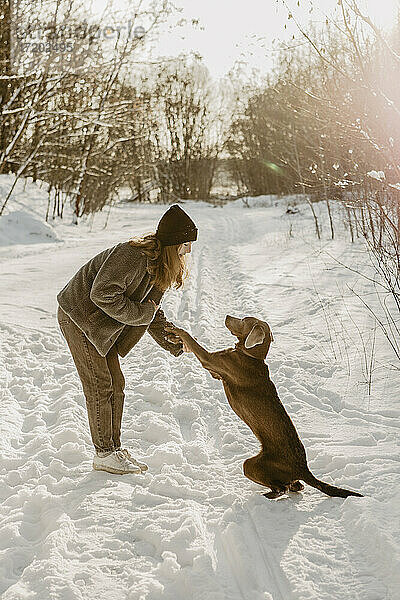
1,197,399,599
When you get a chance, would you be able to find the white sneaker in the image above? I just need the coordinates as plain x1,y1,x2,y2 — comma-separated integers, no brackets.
93,450,142,474
118,448,149,472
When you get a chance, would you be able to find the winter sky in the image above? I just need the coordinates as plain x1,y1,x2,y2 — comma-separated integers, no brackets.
89,0,400,79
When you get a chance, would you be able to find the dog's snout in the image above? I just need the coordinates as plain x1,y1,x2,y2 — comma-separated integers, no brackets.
225,315,238,328
225,315,243,332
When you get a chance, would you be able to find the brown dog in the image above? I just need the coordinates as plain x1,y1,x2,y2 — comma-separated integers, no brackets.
166,316,363,499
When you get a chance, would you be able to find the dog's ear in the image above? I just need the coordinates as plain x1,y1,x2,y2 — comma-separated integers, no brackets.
244,324,265,348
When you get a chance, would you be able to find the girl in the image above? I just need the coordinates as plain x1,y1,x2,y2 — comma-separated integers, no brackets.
57,204,197,475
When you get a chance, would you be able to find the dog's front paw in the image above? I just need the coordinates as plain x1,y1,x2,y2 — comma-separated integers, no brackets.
165,334,181,344
165,325,185,346
165,324,182,336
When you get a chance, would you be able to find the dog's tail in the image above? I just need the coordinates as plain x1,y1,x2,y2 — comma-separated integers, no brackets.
301,469,363,498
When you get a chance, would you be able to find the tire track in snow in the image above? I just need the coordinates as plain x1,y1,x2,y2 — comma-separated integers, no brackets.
214,528,251,600
245,507,294,600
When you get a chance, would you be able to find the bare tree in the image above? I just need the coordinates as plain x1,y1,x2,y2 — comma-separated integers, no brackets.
146,56,226,201
0,0,175,219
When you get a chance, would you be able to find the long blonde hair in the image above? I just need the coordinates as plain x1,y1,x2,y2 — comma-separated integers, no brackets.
129,232,188,291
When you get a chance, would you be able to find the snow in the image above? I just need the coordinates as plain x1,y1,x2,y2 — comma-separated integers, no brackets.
0,210,59,246
367,170,386,181
0,175,399,599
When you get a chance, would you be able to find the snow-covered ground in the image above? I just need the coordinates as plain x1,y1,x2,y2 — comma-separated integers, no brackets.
0,175,399,600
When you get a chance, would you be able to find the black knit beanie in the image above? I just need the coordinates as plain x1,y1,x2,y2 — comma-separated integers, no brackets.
155,204,198,247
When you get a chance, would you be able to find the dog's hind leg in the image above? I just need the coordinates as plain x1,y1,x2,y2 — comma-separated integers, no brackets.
243,452,265,485
243,453,288,498
289,480,304,492
263,488,286,499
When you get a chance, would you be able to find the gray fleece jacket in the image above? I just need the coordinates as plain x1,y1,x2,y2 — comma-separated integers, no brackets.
57,241,183,358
